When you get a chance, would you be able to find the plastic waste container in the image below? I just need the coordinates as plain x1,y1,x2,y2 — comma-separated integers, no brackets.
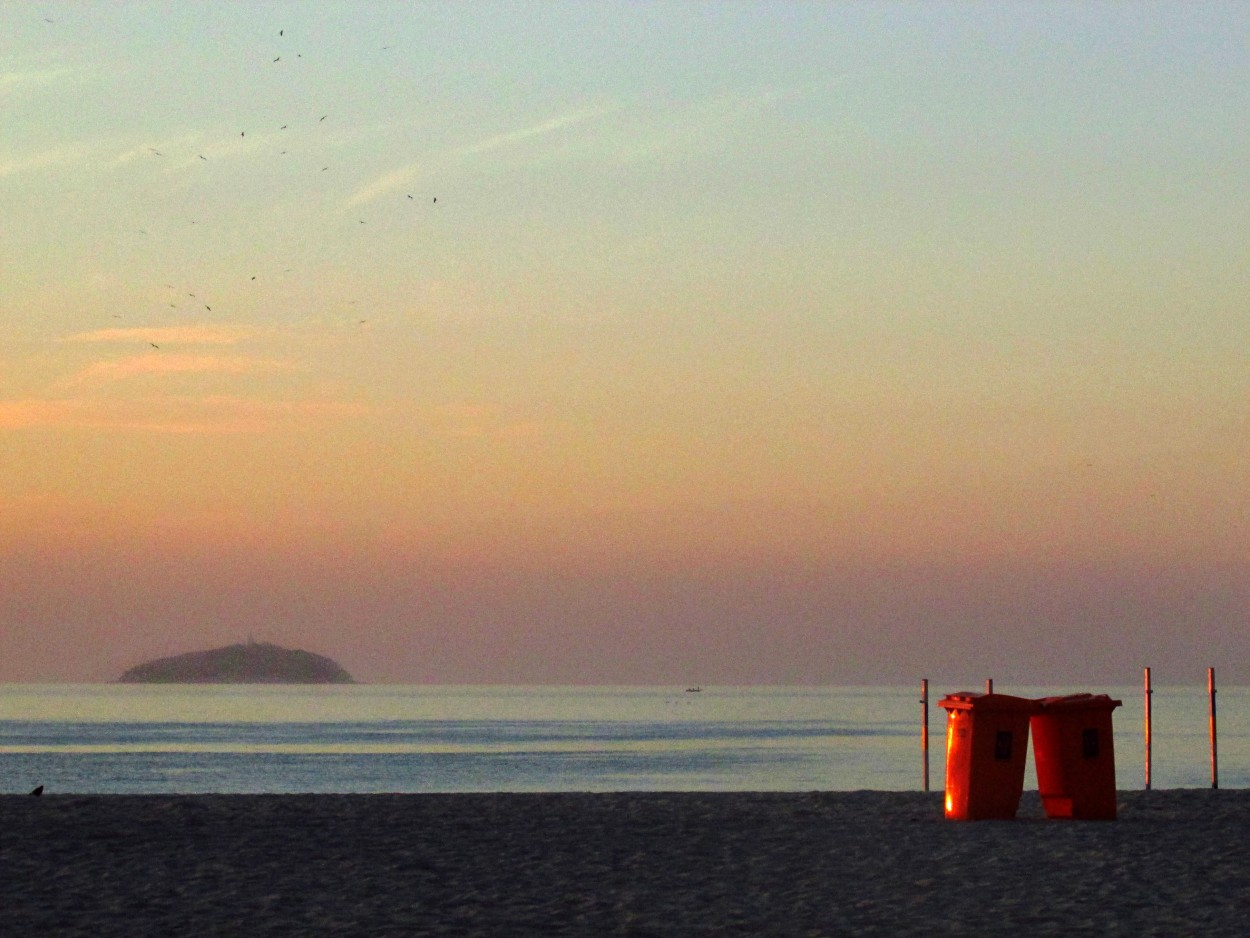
939,692,1039,820
1031,694,1122,820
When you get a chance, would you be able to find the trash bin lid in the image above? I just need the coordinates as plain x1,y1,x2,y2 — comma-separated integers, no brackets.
1036,693,1122,711
937,692,1040,712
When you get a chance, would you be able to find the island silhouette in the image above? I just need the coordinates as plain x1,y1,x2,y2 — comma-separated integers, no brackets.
117,641,355,684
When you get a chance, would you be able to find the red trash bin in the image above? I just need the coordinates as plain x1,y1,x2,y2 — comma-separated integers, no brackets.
938,692,1039,820
1031,693,1122,820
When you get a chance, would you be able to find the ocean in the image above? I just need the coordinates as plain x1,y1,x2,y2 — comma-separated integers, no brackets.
0,684,1244,794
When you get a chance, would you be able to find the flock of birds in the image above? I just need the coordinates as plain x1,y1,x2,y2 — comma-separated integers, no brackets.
92,25,441,346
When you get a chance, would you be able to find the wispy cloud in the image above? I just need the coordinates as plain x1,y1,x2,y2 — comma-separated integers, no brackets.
0,399,78,430
0,67,69,96
600,86,809,166
0,395,368,434
345,163,423,208
69,353,299,385
0,123,289,180
344,104,611,208
0,142,92,179
105,131,213,168
458,105,611,157
65,325,260,346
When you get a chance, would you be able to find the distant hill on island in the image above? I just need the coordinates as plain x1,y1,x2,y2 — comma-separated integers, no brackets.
117,641,355,684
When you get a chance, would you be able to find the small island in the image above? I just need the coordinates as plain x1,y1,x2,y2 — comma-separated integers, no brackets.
117,641,355,684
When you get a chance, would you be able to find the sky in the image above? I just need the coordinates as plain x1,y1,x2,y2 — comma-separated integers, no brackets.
2,1,1248,686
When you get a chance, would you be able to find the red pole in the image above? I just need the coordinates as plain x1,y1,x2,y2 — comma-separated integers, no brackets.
985,678,993,694
1209,667,1218,790
920,678,930,793
1143,667,1152,791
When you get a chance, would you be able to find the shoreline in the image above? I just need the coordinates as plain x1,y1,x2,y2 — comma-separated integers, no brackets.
4,790,1249,935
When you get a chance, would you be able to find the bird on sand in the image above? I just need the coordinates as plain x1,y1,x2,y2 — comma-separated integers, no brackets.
30,785,43,796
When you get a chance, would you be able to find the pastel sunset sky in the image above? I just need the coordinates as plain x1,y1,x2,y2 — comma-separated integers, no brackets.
3,2,1247,685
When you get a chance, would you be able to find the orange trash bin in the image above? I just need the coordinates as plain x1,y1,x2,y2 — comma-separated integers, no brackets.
1031,694,1122,820
939,692,1039,820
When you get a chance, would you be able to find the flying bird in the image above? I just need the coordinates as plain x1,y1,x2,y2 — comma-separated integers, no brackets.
149,148,162,156
319,115,326,122
150,342,160,349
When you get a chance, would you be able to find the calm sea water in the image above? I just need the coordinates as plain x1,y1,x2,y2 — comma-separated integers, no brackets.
0,684,1245,794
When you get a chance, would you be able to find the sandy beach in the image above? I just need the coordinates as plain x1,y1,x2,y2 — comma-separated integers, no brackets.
3,789,1249,936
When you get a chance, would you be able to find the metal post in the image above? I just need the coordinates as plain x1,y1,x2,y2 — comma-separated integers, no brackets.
920,678,930,793
1143,667,1152,791
985,678,993,694
1209,667,1218,790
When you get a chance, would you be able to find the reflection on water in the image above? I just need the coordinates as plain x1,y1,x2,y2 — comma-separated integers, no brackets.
0,684,1244,794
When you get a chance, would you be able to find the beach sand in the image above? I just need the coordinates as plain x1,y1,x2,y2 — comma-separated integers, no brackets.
3,790,1249,936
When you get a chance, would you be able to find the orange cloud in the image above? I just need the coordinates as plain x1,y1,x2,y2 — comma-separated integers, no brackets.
68,353,298,385
65,326,261,345
0,395,369,434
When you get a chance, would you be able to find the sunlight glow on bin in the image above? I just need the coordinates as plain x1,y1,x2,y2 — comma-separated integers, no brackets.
939,692,1039,821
